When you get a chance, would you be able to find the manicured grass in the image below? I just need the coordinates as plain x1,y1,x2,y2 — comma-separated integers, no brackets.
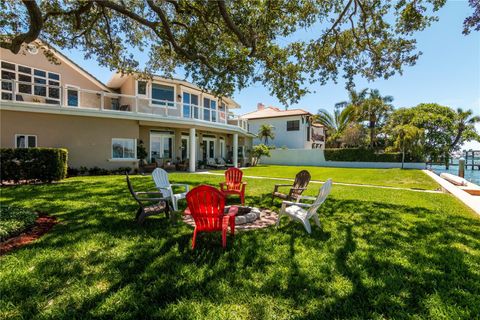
1,174,479,319
214,165,439,190
0,205,37,241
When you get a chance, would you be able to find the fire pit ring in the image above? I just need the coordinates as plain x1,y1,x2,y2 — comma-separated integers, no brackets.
226,206,261,225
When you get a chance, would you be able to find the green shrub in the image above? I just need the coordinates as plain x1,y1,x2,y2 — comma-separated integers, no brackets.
0,148,68,183
0,206,37,241
324,148,423,162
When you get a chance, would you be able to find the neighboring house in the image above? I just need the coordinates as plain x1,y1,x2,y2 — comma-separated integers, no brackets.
241,103,325,149
0,41,252,171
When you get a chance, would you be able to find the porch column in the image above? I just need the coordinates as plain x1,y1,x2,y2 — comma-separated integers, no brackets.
233,133,238,168
189,128,196,172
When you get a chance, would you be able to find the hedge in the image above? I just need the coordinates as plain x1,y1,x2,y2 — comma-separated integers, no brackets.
0,148,68,183
324,148,423,163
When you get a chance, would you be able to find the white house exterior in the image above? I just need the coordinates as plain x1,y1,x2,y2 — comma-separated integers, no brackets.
241,103,325,149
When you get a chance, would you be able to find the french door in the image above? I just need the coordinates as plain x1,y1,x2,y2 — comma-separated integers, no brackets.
150,132,174,162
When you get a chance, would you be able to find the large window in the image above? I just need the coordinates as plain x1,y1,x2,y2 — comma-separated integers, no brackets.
287,120,300,131
151,83,174,107
112,139,136,159
15,134,37,148
150,132,174,161
183,92,199,119
0,60,60,102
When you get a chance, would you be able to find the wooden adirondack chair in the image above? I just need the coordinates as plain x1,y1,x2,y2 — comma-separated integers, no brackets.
186,185,237,249
152,168,189,211
126,173,170,225
277,179,332,234
272,170,311,204
219,168,247,205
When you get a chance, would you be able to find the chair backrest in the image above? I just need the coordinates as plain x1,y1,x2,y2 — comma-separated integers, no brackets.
292,170,311,198
125,173,143,207
225,167,243,190
306,179,332,218
152,168,172,197
186,185,226,231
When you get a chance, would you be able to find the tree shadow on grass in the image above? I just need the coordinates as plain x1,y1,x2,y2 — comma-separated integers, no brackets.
1,178,480,318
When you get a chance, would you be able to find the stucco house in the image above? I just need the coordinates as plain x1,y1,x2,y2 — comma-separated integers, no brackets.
0,41,252,171
241,103,325,149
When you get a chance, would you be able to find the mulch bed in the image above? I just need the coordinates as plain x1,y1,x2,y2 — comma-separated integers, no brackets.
0,214,57,255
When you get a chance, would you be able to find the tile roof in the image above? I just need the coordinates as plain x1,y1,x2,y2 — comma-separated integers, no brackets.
241,107,311,119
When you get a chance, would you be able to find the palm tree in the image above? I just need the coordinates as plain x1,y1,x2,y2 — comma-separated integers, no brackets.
450,108,480,150
349,88,393,149
314,106,355,147
257,124,275,144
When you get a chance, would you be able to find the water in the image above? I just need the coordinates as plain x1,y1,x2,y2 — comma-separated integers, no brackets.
430,163,480,185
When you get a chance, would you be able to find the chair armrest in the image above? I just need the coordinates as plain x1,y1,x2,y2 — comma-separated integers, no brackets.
296,195,316,201
281,200,312,208
170,184,189,191
136,191,164,195
138,197,167,202
241,182,247,192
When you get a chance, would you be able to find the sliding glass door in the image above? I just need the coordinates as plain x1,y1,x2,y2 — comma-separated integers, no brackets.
150,132,174,162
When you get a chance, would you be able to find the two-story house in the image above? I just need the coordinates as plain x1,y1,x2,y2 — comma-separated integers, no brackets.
0,41,252,171
242,103,325,149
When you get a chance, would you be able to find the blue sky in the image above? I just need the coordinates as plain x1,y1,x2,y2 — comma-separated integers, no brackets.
64,1,479,149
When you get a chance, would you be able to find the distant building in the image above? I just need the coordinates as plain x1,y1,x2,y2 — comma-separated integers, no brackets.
241,103,325,149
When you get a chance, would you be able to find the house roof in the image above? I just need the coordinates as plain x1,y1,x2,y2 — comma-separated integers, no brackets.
241,107,311,120
107,73,241,109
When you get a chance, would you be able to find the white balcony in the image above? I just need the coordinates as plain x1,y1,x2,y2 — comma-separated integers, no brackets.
0,80,248,132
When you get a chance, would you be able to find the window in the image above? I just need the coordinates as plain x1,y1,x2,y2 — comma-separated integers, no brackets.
112,139,136,159
203,97,217,122
287,120,300,131
151,83,174,107
150,132,174,161
137,80,147,96
66,86,79,107
15,134,37,148
0,60,60,102
183,92,199,119
307,125,311,141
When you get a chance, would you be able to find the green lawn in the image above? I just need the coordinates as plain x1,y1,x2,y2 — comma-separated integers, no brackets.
1,172,479,319
214,165,439,190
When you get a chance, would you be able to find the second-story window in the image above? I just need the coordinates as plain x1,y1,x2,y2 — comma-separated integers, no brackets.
0,60,60,103
203,97,216,122
287,120,300,131
151,83,174,107
137,80,147,96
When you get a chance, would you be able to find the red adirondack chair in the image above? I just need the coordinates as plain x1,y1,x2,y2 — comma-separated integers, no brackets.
186,185,237,249
219,168,247,205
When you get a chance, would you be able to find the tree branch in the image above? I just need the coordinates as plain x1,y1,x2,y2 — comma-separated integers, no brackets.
0,0,43,54
217,0,256,56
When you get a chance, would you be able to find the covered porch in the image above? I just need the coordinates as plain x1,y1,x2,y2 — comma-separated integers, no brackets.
139,121,252,172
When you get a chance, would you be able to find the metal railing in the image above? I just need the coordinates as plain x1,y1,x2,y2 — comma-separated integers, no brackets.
0,79,247,131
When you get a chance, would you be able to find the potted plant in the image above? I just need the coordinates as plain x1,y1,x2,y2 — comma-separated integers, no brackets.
137,140,148,167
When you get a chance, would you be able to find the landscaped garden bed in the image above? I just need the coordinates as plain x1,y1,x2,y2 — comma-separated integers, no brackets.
0,168,479,319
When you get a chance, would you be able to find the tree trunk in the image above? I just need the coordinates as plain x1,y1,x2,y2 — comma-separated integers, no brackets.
401,146,405,169
369,120,375,149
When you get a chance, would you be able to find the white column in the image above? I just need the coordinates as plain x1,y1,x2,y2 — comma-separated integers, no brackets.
233,133,238,168
189,128,196,172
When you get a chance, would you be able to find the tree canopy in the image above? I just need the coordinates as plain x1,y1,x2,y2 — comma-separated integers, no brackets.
0,0,460,105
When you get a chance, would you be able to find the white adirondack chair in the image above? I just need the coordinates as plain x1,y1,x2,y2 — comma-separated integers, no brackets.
277,179,332,234
152,168,189,211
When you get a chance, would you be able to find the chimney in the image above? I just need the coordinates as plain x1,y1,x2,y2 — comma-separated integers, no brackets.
257,103,265,110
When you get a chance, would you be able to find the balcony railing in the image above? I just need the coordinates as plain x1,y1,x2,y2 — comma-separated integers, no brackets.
0,80,247,131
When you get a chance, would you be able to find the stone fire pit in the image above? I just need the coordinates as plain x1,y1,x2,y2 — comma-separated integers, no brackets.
228,206,261,225
182,205,278,231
